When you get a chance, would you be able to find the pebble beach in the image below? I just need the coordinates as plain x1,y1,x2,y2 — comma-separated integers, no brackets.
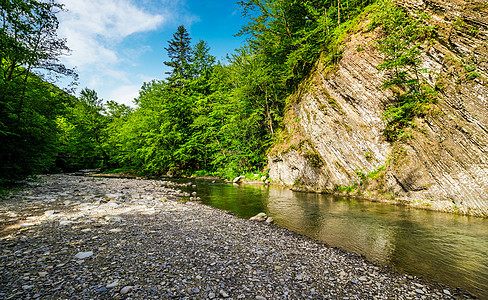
0,174,472,299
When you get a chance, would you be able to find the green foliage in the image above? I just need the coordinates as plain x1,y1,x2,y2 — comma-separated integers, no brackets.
0,0,76,182
55,88,120,171
237,0,373,92
336,184,357,193
367,165,386,179
164,25,193,83
1,0,389,181
371,0,437,141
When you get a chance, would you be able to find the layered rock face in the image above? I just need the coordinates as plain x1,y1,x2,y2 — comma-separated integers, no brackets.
268,0,488,216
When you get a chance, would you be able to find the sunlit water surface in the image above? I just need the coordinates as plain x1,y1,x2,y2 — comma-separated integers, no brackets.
179,180,488,298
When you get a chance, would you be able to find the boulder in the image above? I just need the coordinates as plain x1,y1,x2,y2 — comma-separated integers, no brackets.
250,212,267,221
233,176,245,183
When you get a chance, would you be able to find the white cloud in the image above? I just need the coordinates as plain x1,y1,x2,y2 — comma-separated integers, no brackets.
58,0,166,70
56,0,199,105
108,84,142,107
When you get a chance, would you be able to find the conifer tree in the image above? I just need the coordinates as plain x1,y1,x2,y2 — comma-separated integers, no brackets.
164,25,192,82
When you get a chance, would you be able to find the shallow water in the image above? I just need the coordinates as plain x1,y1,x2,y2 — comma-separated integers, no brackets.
185,180,488,298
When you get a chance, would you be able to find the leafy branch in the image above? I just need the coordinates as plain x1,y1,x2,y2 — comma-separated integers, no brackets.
372,0,437,141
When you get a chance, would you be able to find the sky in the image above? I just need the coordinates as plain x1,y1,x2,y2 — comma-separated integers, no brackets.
56,0,249,106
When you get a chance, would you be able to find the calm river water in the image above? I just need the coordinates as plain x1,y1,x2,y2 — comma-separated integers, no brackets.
181,180,488,298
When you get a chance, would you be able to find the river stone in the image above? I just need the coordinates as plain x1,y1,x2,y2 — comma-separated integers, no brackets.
74,251,93,259
250,212,267,221
19,223,36,228
44,210,57,216
265,217,274,224
120,286,133,294
105,216,123,222
219,290,229,297
233,176,244,183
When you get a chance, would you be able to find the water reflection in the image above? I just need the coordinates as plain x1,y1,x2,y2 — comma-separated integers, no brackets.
190,181,488,298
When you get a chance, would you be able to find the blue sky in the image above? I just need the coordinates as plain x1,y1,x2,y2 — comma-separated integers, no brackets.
57,0,249,106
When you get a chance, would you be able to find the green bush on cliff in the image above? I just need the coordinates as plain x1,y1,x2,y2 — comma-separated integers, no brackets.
371,0,437,141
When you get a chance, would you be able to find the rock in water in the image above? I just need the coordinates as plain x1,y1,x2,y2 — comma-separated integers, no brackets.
250,212,267,221
233,176,244,183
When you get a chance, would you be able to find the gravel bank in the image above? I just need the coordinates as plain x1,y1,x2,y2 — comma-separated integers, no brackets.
0,174,472,299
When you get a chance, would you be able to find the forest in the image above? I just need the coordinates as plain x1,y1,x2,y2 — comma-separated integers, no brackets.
1,0,427,182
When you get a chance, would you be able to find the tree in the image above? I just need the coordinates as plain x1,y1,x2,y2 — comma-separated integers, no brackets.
0,0,76,181
372,0,436,140
190,40,216,79
164,25,192,83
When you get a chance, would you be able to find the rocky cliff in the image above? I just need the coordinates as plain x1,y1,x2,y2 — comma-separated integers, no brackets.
268,0,488,216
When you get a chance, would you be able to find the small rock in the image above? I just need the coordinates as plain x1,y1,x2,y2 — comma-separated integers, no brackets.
265,217,274,224
106,282,119,288
250,212,267,221
208,292,216,299
358,276,368,282
415,289,424,294
256,296,266,300
44,210,57,216
22,285,34,290
19,223,36,228
233,176,244,183
105,216,123,222
219,290,229,297
38,272,47,277
120,286,133,294
74,251,93,259
106,201,120,207
443,289,451,295
96,286,107,292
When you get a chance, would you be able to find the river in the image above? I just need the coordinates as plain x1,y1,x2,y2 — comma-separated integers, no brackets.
181,179,488,298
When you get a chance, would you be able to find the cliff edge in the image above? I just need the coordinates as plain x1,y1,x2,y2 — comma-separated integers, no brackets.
268,0,488,216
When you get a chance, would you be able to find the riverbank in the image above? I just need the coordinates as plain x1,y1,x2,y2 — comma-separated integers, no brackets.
0,174,472,299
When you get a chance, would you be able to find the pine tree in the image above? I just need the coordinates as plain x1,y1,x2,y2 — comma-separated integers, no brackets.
164,25,192,82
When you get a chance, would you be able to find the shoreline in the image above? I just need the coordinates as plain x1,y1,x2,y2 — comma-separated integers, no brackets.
0,174,474,299
90,170,488,218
